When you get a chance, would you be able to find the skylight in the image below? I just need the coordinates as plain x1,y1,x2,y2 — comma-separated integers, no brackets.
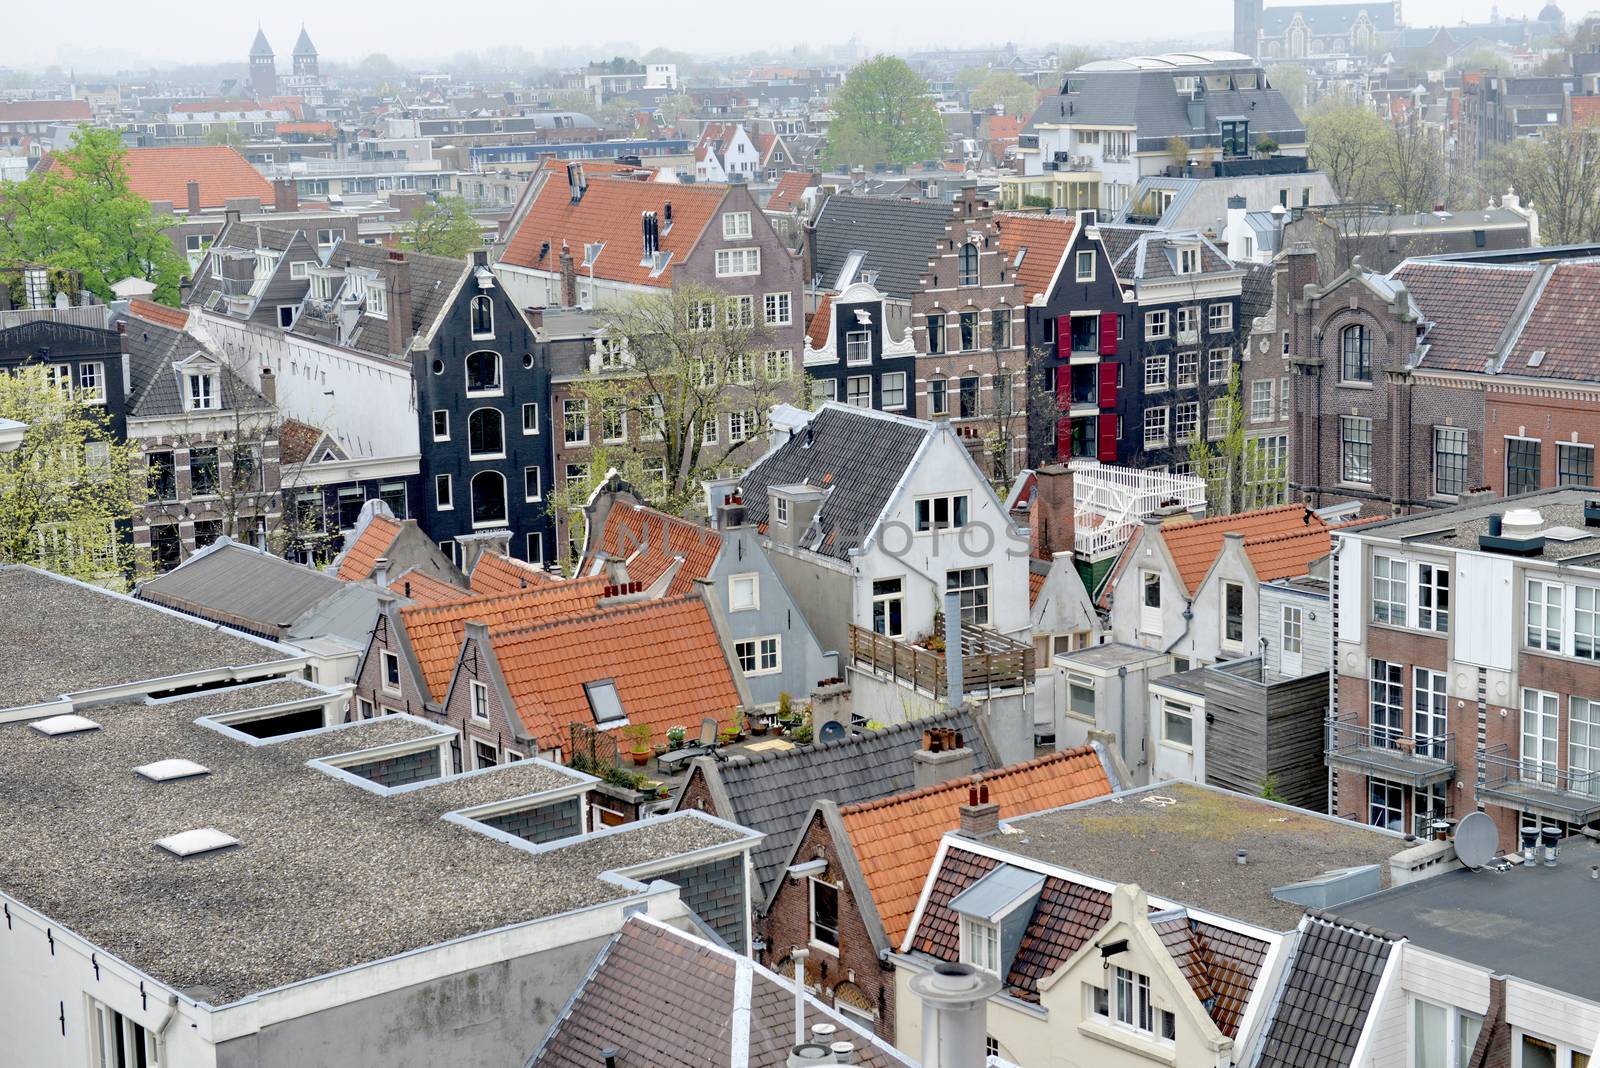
583,679,626,726
155,828,239,858
135,759,211,783
31,714,101,736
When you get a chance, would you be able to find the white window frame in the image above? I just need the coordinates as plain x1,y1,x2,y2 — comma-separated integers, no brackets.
76,361,106,403
380,650,401,694
1143,406,1169,450
1161,698,1194,749
728,573,759,612
881,371,907,411
1075,249,1095,282
1208,347,1231,385
715,246,760,277
1144,354,1168,392
185,371,218,411
432,409,450,442
1372,555,1409,627
562,399,588,446
1251,379,1274,423
1208,302,1233,333
1417,561,1449,633
722,211,753,239
1175,401,1200,444
1526,577,1564,653
523,466,542,503
961,915,1001,975
915,493,970,532
764,291,792,325
1176,350,1199,388
808,876,840,951
1145,309,1170,340
470,680,490,721
522,402,540,435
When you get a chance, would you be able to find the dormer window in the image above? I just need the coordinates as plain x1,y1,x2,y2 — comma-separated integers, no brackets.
186,371,218,411
1178,247,1199,274
367,283,388,319
961,917,1000,974
597,337,629,370
308,269,338,303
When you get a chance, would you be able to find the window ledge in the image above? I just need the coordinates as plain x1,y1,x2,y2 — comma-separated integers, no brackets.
808,939,840,958
1077,1018,1176,1064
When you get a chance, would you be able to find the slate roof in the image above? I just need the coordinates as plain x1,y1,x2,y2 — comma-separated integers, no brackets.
491,595,741,750
528,916,913,1067
250,27,274,57
121,317,272,418
1098,225,1238,283
1499,261,1600,380
1261,2,1399,34
336,515,403,581
735,404,933,561
500,174,727,287
994,212,1074,304
469,551,558,596
839,748,1114,946
137,539,355,640
313,241,467,357
810,194,954,300
697,708,994,895
1254,914,1396,1068
292,26,317,56
591,501,723,596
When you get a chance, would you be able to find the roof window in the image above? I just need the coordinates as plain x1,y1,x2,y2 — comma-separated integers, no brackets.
584,679,626,726
135,759,211,783
155,828,239,858
31,714,101,736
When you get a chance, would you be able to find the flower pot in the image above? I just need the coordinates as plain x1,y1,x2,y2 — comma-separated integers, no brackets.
630,749,650,767
751,723,769,736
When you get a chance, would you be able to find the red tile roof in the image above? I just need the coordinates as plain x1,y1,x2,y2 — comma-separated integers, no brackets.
1028,569,1047,608
128,299,188,330
276,121,335,137
401,577,610,701
839,749,1113,946
0,100,91,123
995,213,1075,304
767,170,818,214
1159,504,1322,595
596,502,722,597
470,552,557,596
499,173,726,287
277,419,324,465
492,595,741,749
389,568,467,606
335,515,402,581
1574,96,1600,126
987,116,1024,142
50,146,274,210
805,294,833,350
1502,262,1600,380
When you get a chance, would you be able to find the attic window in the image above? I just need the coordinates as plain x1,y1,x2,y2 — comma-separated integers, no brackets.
584,679,626,726
31,714,101,736
1528,350,1546,368
155,828,239,858
135,759,211,782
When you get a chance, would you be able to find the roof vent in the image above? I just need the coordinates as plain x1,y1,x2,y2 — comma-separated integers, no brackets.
135,759,211,782
31,714,101,736
155,828,239,858
1479,510,1546,556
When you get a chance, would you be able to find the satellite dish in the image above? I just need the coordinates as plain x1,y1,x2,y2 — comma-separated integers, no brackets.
817,720,846,743
1454,811,1499,870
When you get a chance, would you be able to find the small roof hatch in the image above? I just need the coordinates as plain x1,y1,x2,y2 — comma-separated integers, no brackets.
31,714,101,736
136,759,212,783
155,828,239,858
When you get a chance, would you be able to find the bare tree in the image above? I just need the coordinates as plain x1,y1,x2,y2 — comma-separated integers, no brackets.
1487,124,1600,245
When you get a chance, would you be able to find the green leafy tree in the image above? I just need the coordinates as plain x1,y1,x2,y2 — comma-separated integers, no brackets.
972,72,1039,118
206,125,245,148
547,90,596,115
657,93,696,124
954,66,990,92
0,126,188,304
1187,374,1287,514
398,198,483,259
1305,103,1389,201
0,366,147,587
1265,63,1310,117
825,56,946,167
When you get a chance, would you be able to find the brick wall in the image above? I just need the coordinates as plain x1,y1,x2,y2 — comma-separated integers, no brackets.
343,746,442,787
1485,390,1599,496
480,796,583,844
674,765,721,818
655,853,748,951
440,632,534,770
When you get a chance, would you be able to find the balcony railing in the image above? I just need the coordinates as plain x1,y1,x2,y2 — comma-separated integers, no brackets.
1325,717,1456,789
848,623,1033,699
1069,460,1207,561
1479,745,1600,824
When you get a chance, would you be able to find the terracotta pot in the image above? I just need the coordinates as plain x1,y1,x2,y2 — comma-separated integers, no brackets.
630,749,650,766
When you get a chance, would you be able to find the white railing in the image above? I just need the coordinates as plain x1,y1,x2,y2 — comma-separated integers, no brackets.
1070,459,1206,560
0,305,109,331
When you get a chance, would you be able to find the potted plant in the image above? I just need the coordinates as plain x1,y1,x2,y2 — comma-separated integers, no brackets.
1254,137,1279,158
719,723,740,746
623,724,652,767
666,725,687,750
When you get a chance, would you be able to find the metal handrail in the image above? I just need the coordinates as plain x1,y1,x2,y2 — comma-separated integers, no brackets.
1325,715,1455,765
1481,744,1600,798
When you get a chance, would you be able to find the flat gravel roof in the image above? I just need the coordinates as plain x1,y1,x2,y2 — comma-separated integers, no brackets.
0,685,747,1004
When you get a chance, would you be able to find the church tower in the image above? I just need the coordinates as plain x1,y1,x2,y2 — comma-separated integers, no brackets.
249,28,277,99
292,26,319,79
1234,0,1264,56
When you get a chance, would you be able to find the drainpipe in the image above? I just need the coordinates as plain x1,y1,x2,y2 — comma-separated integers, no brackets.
1117,664,1132,771
1162,599,1194,656
944,591,963,707
791,946,809,1046
153,993,180,1061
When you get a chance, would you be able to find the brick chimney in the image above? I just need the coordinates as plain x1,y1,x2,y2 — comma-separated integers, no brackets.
272,178,299,214
186,180,202,215
1030,463,1075,559
912,727,976,788
259,366,277,406
559,243,577,307
386,250,413,356
957,783,1000,839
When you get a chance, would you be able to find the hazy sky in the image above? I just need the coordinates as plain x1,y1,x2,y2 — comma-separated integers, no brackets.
2,0,1551,72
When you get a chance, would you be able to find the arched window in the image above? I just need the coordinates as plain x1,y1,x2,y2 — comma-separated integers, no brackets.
958,242,979,286
468,408,505,458
465,350,501,394
470,295,494,337
470,470,507,527
1340,324,1372,383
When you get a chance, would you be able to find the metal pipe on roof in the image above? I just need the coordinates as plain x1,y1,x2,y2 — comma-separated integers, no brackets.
791,946,809,1046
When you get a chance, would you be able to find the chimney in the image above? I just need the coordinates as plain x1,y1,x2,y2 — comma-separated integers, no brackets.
1030,464,1075,559
259,366,277,406
912,727,976,788
908,963,1001,1068
957,783,1000,838
186,179,202,215
460,529,512,576
559,243,577,307
1225,193,1248,258
373,557,391,589
717,492,747,530
525,306,545,331
387,250,413,356
273,178,299,214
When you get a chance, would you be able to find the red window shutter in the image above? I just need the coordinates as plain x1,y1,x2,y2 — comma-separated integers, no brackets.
1097,414,1118,462
1056,315,1071,359
1098,361,1118,409
1098,312,1119,355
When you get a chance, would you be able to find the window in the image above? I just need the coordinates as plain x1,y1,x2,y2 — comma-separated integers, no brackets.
526,532,544,564
1145,354,1168,392
946,566,990,625
926,313,945,354
726,295,755,328
565,463,590,487
1526,578,1564,652
1090,983,1110,1018
436,473,453,510
962,916,1001,974
521,403,539,435
845,375,871,408
1370,658,1404,747
992,308,1012,349
596,337,629,370
1176,306,1198,341
1207,401,1228,441
1145,309,1170,340
1175,401,1200,444
1075,249,1095,282
601,400,627,443
929,377,948,415
189,447,219,497
881,371,907,410
316,227,339,249
1506,437,1542,496
474,740,498,769
728,408,754,442
1251,379,1274,422
1341,324,1372,382
845,330,871,364
1369,778,1404,830
367,283,388,319
916,494,969,532
1114,967,1155,1034
722,211,752,239
523,466,542,502
1208,348,1231,385
470,295,493,336
1162,699,1194,748
1176,350,1199,387
91,998,159,1068
1223,581,1244,644
1068,673,1096,720
764,291,792,325
872,577,904,637
763,349,790,378
729,573,758,612
958,375,979,418
76,361,105,403
1341,416,1372,483
1144,406,1169,449
381,650,401,691
1576,585,1600,661
465,350,501,394
959,242,980,285
1282,604,1303,654
1523,687,1560,782
1414,667,1448,759
810,878,840,949
1178,247,1199,274
1434,427,1468,496
470,470,507,527
689,300,716,330
735,635,781,674
1279,376,1291,419
774,496,789,526
186,371,217,411
1417,563,1449,633
1208,302,1232,333
701,415,719,445
358,698,374,719
714,247,760,276
562,399,588,445
1559,442,1595,486
467,408,505,458
1571,697,1600,799
958,311,979,352
1373,555,1408,626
